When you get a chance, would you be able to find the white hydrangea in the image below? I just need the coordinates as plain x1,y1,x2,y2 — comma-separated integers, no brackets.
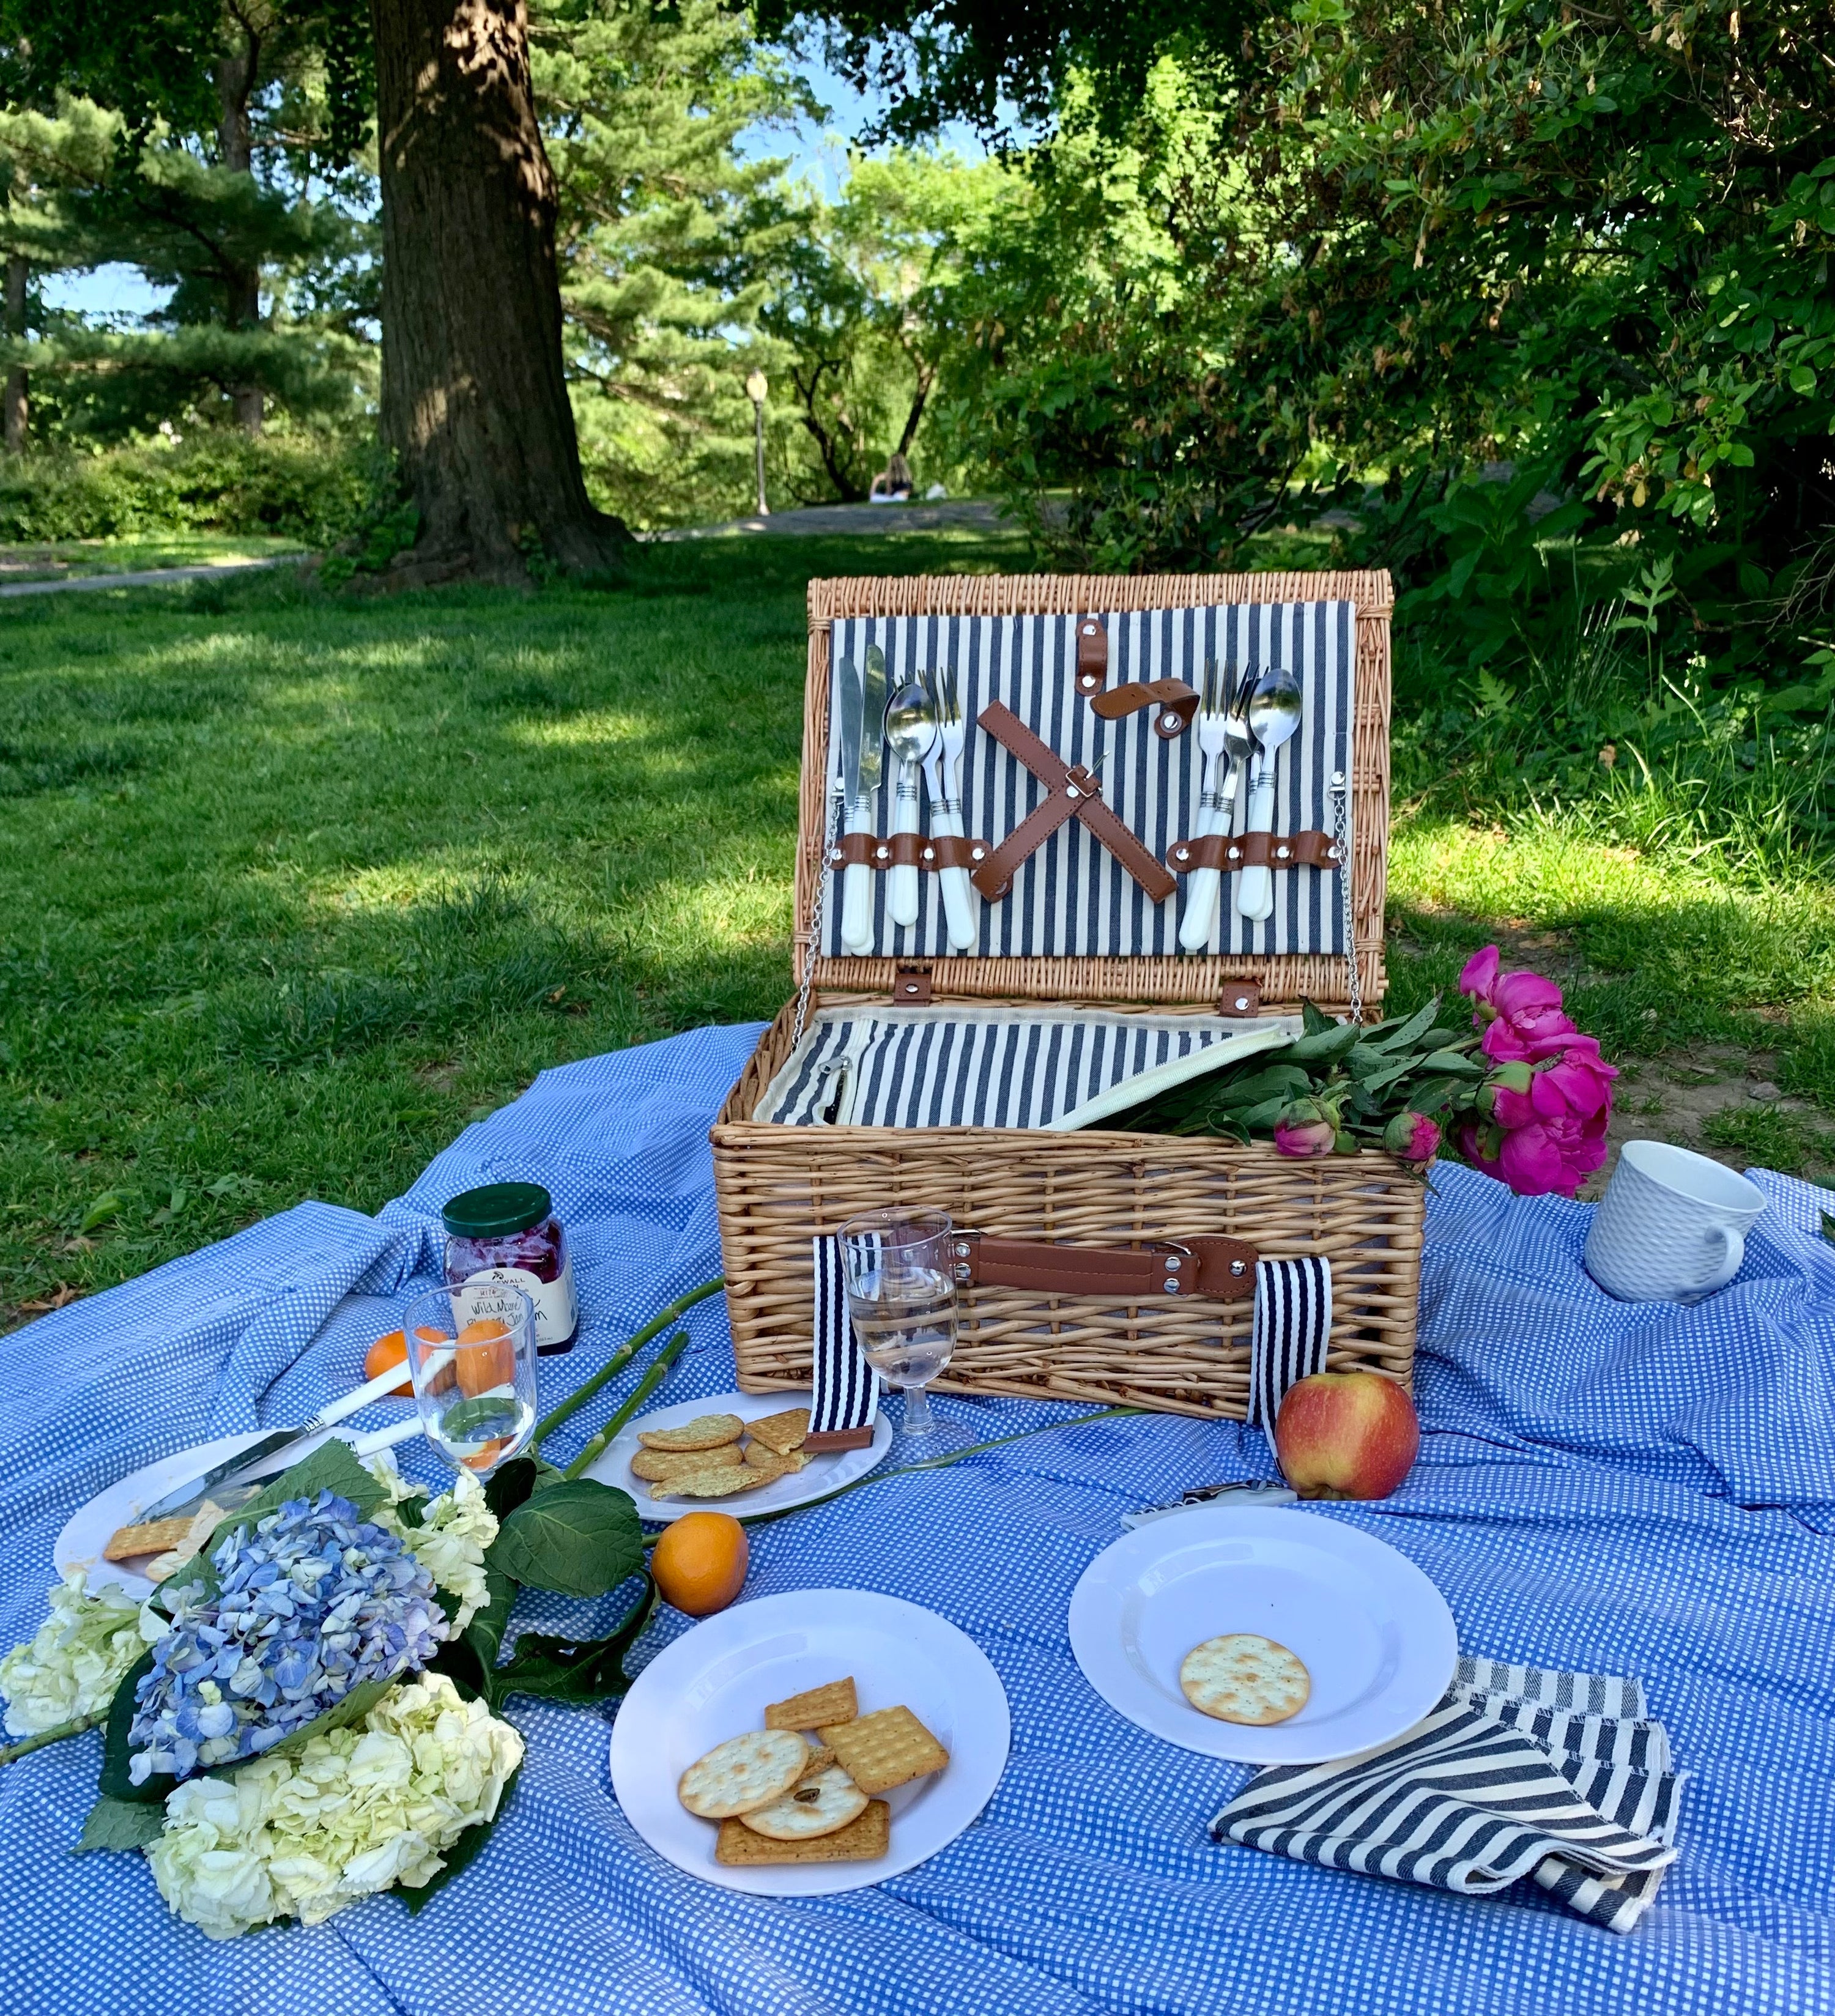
0,1574,161,1738
368,1461,499,1632
148,1672,524,1940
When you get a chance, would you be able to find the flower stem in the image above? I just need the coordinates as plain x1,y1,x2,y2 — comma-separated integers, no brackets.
533,1278,724,1453
0,1713,101,1767
562,1330,692,1482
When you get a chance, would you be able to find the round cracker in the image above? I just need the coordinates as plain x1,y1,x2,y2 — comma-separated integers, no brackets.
1179,1634,1311,1726
638,1412,745,1453
630,1443,743,1482
739,1764,870,1841
678,1729,809,1818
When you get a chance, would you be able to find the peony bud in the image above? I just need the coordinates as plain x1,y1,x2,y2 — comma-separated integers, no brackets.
1273,1098,1337,1157
1382,1111,1442,1162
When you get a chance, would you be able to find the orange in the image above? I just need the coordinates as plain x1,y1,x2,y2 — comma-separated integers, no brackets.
651,1512,749,1617
363,1330,413,1399
456,1317,515,1396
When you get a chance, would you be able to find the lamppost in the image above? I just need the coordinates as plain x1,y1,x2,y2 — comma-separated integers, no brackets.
744,368,769,516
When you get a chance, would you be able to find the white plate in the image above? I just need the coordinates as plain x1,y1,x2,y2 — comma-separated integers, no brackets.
55,1428,361,1602
1068,1506,1458,1764
609,1588,1009,1895
585,1388,891,1524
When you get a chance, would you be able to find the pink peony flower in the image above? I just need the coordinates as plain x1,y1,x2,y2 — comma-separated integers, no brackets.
1468,1031,1617,1197
1382,1111,1442,1162
1274,1099,1337,1158
1458,946,1501,1001
1460,946,1577,1059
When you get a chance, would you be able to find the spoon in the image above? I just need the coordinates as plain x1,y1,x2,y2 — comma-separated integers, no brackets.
884,676,936,928
1234,665,1304,923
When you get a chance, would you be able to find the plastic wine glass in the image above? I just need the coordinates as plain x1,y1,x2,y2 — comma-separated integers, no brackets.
401,1283,538,1479
837,1207,969,1448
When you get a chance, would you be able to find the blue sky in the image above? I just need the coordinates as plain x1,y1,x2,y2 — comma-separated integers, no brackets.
43,47,990,321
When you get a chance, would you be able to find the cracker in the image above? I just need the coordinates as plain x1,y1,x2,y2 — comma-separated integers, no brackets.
678,1730,809,1818
1179,1634,1311,1726
629,1444,743,1483
648,1465,770,1502
819,1705,948,1795
105,1513,201,1562
637,1412,744,1453
743,1442,810,1474
796,1742,837,1781
714,1799,890,1865
765,1677,858,1731
745,1408,810,1457
739,1764,870,1841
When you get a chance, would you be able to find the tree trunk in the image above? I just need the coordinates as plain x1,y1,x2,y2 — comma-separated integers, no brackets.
216,31,265,437
371,0,628,582
3,254,25,454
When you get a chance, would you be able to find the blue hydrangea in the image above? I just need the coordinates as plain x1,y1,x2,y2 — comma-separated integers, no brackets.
128,1491,447,1784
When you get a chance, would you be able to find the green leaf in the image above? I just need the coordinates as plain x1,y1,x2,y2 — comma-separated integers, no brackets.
1820,1211,1835,1247
1284,1023,1362,1065
1300,998,1335,1037
399,1764,521,1915
76,1794,167,1854
484,1457,539,1521
78,1191,123,1233
1417,1048,1488,1078
492,1577,657,1706
1362,997,1447,1053
489,1479,644,1599
97,1651,172,1806
443,1396,524,1441
226,1678,395,1772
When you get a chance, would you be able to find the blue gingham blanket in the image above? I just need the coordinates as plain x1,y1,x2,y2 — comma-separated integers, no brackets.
2,1023,1832,2016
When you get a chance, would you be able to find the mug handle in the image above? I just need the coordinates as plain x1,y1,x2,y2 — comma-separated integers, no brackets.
1696,1224,1744,1295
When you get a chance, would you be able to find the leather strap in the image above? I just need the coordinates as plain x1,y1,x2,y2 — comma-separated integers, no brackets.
970,703,1179,905
946,1230,1258,1301
1075,617,1108,694
1166,829,1344,874
828,831,988,872
1089,678,1198,739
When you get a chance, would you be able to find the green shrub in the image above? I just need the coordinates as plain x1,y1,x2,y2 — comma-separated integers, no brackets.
0,432,383,547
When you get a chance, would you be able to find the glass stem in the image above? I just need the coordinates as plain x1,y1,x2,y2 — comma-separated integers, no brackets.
902,1382,935,1434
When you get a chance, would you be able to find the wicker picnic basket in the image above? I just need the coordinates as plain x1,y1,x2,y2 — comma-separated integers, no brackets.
710,569,1425,1422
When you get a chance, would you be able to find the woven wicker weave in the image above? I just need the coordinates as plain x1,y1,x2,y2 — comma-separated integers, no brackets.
712,569,1421,1422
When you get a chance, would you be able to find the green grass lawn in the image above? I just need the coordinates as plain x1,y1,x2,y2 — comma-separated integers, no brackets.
3,527,1832,1324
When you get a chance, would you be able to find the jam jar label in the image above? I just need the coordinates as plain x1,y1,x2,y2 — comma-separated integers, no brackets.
454,1256,576,1350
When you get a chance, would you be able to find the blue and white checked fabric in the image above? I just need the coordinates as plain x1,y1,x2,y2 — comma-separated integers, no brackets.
1212,1656,1683,1933
824,606,1356,960
1,1027,1833,2016
759,1006,1254,1128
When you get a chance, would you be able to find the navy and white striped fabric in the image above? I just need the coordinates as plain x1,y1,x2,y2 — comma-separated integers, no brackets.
1212,1658,1682,1933
1247,1256,1333,1431
759,1007,1251,1129
825,605,1356,960
810,1236,879,1436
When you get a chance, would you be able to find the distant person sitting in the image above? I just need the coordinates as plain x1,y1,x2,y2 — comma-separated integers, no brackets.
869,453,914,503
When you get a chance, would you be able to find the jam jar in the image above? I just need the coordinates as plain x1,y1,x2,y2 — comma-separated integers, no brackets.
442,1182,578,1355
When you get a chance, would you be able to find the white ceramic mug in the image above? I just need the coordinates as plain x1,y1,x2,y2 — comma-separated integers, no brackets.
1583,1140,1765,1303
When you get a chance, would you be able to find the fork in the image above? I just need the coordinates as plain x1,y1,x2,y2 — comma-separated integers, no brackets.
1177,662,1257,951
921,666,977,949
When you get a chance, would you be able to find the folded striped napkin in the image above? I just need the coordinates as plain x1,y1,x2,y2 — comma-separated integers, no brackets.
808,1235,880,1448
1210,1656,1684,1932
1247,1255,1332,1433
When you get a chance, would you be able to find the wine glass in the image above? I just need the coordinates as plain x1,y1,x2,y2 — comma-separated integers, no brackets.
837,1208,969,1448
401,1284,538,1478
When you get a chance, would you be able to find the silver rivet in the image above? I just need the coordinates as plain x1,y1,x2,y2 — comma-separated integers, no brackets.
1331,770,1346,785
1277,845,1291,860
922,847,934,861
971,845,986,861
1234,995,1250,1010
1162,713,1180,730
954,1264,971,1281
955,1242,970,1258
1163,1278,1180,1294
1165,1256,1181,1270
875,845,889,862
1231,1260,1245,1276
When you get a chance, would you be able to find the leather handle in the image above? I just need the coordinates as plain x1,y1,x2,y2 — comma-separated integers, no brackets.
946,1231,1258,1301
1089,679,1198,738
1166,829,1344,874
971,702,1178,904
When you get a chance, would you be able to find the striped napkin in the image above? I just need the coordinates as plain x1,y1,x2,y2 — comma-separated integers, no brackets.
808,1236,880,1445
1210,1656,1684,1932
1247,1256,1333,1433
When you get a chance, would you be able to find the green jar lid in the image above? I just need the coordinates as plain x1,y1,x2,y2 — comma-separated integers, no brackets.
442,1181,553,1239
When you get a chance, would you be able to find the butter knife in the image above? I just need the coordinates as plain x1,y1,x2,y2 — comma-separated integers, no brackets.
839,646,887,951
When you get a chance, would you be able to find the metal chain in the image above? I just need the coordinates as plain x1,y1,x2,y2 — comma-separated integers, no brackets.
791,784,843,1053
1333,774,1364,1025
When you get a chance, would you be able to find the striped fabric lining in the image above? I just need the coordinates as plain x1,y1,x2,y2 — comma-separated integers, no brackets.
824,604,1356,960
1247,1257,1332,1431
758,1007,1252,1129
810,1236,879,1436
1212,1660,1683,1934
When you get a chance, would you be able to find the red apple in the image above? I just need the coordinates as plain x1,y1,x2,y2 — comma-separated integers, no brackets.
1273,1371,1420,1500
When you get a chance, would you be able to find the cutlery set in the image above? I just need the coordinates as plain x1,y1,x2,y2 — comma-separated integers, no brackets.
834,650,1307,955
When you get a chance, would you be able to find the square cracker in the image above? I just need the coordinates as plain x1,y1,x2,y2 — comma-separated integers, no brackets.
820,1706,948,1795
765,1677,858,1731
744,1442,810,1473
714,1799,889,1865
746,1407,810,1456
105,1513,201,1562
